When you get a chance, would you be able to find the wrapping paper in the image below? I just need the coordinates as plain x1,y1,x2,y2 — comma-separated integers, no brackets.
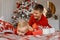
0,20,14,33
0,31,60,40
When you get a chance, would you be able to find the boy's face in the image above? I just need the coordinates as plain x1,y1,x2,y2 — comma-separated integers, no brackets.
32,10,42,20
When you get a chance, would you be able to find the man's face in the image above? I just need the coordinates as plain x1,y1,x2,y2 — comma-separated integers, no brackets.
32,10,42,20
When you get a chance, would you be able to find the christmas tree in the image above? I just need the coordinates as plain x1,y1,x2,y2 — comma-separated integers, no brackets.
11,0,37,27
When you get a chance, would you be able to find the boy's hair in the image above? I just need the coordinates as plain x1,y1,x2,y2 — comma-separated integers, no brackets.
34,4,44,13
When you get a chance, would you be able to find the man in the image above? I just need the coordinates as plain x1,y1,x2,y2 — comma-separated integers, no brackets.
29,4,51,28
25,4,52,35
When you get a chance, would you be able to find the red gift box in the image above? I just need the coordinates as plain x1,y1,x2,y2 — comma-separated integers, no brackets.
32,23,38,29
32,23,43,35
33,29,43,36
0,20,15,34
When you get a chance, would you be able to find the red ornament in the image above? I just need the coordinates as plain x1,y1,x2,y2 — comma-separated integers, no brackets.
32,2,34,4
17,4,20,8
26,7,29,10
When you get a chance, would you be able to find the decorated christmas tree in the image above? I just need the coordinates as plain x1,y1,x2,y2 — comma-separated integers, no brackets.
11,0,37,27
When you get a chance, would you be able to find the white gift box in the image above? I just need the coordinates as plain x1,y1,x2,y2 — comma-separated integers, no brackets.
43,28,55,34
43,28,50,34
49,28,55,34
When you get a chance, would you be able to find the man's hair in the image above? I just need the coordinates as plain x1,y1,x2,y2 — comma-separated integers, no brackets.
34,4,44,13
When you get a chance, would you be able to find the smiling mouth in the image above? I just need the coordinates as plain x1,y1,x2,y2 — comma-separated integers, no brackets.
35,16,37,17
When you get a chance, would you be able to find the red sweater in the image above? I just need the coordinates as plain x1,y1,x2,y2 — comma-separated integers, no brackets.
28,14,51,28
25,14,52,35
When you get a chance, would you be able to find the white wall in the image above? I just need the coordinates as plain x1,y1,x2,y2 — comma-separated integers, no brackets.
1,0,16,23
0,0,2,17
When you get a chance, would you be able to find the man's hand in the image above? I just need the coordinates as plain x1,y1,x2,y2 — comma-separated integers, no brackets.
28,26,33,31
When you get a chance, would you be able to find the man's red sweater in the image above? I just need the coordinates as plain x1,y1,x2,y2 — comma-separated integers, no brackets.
25,14,52,35
29,14,51,27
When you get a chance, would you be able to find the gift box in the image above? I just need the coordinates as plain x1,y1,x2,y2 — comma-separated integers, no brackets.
49,28,55,34
43,28,55,34
32,23,38,29
32,23,43,35
0,20,14,34
33,29,43,35
43,28,50,34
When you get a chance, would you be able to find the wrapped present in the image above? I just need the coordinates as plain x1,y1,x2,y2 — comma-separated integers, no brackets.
0,20,14,34
49,28,55,34
4,22,14,30
43,28,55,34
33,29,43,35
32,23,43,35
32,23,38,29
43,28,50,34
